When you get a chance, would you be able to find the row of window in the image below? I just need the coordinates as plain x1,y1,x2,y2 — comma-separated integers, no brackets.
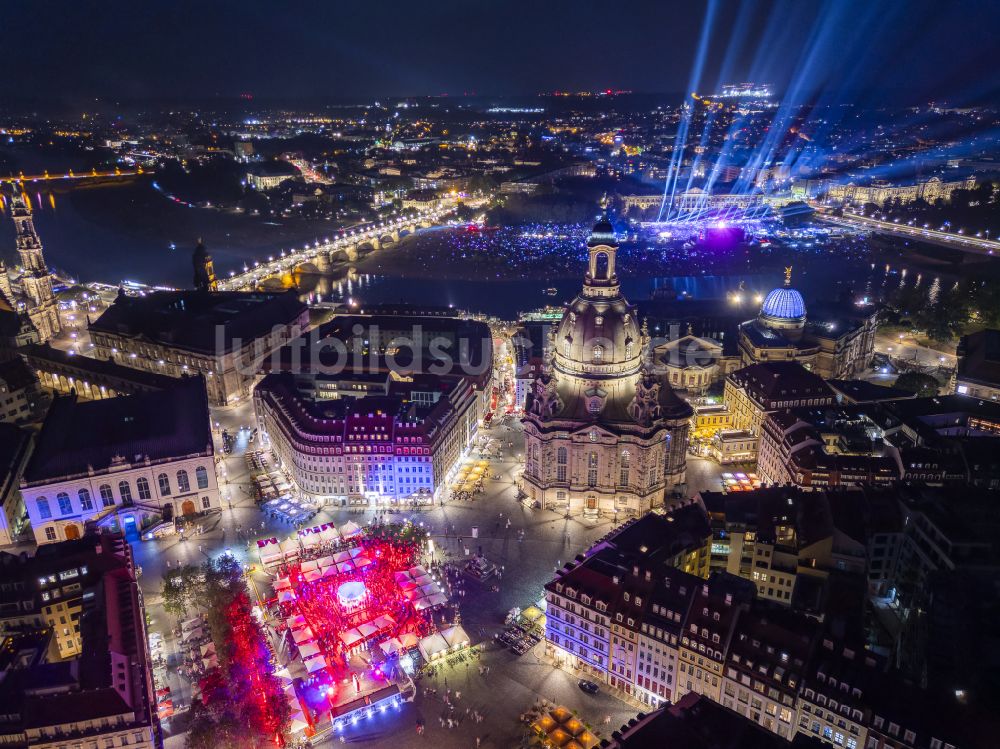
34,468,210,519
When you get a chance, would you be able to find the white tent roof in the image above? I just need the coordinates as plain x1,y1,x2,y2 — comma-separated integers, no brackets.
371,614,395,631
279,538,299,553
426,593,449,608
301,533,321,549
317,555,335,568
339,628,364,648
273,577,292,591
340,521,362,538
277,590,296,604
305,656,328,673
285,614,306,630
291,627,315,645
298,642,321,659
440,625,471,649
379,638,404,656
418,632,450,661
303,569,323,583
300,559,319,573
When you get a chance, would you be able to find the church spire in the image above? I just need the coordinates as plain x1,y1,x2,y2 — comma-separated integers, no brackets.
193,238,218,292
583,198,619,298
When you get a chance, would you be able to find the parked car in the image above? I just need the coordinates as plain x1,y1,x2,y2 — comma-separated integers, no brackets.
578,679,599,694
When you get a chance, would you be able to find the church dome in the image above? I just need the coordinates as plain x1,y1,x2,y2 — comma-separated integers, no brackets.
554,295,642,378
761,286,806,320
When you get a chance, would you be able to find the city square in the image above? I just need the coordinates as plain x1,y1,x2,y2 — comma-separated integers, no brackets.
1,3,999,749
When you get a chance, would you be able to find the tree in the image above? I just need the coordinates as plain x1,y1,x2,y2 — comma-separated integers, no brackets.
161,564,203,617
894,371,942,397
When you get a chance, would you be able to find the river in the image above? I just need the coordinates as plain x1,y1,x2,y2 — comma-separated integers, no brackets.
0,178,956,320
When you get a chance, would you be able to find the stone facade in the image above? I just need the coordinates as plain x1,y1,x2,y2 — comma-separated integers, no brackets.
522,215,691,517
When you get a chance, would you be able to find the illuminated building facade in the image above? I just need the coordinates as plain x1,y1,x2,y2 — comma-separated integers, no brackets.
826,175,977,206
545,508,968,747
89,289,307,405
0,534,158,749
522,215,691,517
19,377,219,544
254,371,478,505
738,270,877,380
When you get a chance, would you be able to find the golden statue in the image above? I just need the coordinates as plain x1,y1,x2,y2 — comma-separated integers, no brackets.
784,266,793,285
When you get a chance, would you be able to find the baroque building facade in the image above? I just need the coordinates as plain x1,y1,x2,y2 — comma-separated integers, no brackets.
737,268,876,379
8,192,61,341
521,215,692,517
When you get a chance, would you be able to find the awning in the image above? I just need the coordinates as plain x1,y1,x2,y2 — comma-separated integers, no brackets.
285,614,306,630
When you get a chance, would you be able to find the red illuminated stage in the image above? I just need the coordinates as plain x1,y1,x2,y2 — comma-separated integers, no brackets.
268,530,450,729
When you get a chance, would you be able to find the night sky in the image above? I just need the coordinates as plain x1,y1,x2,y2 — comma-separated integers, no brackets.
1,0,997,104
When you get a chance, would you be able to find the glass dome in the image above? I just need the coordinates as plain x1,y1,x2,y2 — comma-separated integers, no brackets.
760,286,806,320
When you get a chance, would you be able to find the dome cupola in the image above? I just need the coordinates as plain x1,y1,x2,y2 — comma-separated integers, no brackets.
759,266,806,332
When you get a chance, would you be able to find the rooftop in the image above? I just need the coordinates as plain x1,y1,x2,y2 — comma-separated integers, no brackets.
89,290,307,355
23,376,212,484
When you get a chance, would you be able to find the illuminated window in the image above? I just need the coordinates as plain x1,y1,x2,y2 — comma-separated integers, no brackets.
57,493,72,515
